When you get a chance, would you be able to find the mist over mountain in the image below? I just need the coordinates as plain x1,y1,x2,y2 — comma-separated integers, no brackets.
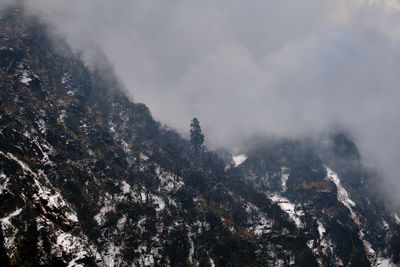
4,0,399,205
1,1,400,266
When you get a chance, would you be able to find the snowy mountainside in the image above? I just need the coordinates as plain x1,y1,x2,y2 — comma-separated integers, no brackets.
0,6,400,267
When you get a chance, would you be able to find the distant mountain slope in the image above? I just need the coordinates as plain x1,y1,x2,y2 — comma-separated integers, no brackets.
0,6,399,267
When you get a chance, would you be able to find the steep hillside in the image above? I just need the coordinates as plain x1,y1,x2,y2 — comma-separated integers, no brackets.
0,6,399,267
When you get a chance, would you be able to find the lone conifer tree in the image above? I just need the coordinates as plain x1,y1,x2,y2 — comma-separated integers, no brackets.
190,117,204,153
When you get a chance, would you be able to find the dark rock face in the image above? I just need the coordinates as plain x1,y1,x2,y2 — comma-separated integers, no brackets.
0,6,399,267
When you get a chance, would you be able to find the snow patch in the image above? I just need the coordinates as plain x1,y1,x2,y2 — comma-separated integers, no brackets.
209,257,216,267
33,138,56,167
120,140,131,154
19,69,32,85
1,208,23,252
393,213,400,224
307,240,314,249
102,243,122,267
376,257,396,267
326,167,356,208
52,230,98,267
134,245,156,266
66,90,75,96
382,220,390,230
120,181,131,194
317,221,326,239
37,119,47,134
281,166,289,192
140,153,149,161
187,230,195,265
251,216,273,237
156,167,184,193
94,193,115,226
65,211,79,223
268,193,304,228
326,167,377,265
151,194,166,212
117,215,127,231
0,172,9,194
0,151,78,223
57,110,66,124
233,154,247,167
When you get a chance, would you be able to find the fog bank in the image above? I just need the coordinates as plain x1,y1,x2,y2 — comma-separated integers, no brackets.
4,0,400,201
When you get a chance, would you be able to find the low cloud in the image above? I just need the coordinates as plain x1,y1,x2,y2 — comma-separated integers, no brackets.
6,1,400,201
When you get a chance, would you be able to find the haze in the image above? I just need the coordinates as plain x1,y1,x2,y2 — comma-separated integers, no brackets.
3,0,400,203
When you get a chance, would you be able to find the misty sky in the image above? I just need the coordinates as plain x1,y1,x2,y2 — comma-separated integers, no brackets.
3,1,400,196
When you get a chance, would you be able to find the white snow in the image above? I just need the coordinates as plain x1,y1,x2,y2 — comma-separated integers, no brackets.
151,194,166,212
326,167,356,208
120,181,131,194
268,193,304,228
289,256,295,265
57,110,66,123
320,237,335,257
382,220,390,230
251,216,273,236
65,211,79,223
233,154,247,167
307,240,314,249
33,138,56,167
140,192,147,203
120,140,131,154
0,172,9,194
376,257,396,267
37,119,47,134
317,221,326,239
156,167,184,193
61,74,67,84
140,153,149,161
1,151,35,176
0,152,101,265
393,213,400,224
192,220,210,234
137,217,147,234
0,151,78,224
67,90,75,96
19,69,32,85
117,215,127,231
109,122,116,133
134,245,157,266
281,166,289,192
1,208,23,248
187,230,195,265
52,230,97,267
326,167,378,265
94,193,115,226
101,243,123,267
209,257,216,267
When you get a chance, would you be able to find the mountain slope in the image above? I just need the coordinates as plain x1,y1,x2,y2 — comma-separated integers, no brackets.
0,6,399,267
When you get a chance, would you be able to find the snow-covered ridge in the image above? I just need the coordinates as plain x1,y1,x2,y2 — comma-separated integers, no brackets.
326,168,356,207
0,151,79,223
268,193,304,228
325,167,396,266
0,151,104,265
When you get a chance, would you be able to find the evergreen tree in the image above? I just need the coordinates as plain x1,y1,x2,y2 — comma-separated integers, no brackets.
190,117,204,153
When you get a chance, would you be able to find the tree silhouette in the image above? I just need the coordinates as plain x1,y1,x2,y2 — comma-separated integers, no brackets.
190,117,204,153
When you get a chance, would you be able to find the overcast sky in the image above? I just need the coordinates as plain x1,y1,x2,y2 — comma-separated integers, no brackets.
4,0,400,199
